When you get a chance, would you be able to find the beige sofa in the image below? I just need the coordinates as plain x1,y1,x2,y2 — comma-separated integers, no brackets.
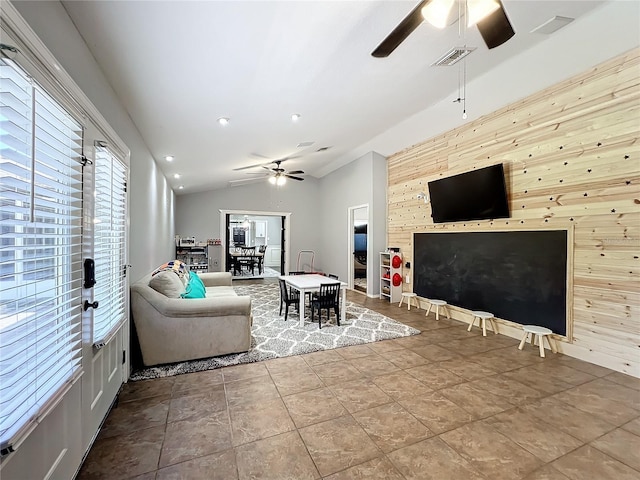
131,271,252,366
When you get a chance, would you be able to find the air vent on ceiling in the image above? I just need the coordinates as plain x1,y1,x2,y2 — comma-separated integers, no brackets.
297,141,314,148
432,46,476,67
316,146,331,152
530,16,574,35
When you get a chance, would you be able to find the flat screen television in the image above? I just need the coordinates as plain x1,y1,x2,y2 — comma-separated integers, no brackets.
428,163,509,223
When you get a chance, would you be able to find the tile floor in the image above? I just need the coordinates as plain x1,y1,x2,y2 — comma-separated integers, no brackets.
78,285,640,480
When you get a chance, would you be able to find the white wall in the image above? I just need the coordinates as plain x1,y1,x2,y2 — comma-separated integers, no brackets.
370,150,388,279
176,178,322,270
13,0,175,282
315,151,387,292
175,154,388,280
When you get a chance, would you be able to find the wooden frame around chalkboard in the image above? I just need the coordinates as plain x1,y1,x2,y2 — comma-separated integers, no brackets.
412,226,574,342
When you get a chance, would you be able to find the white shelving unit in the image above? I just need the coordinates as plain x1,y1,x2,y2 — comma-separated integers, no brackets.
380,251,402,303
176,244,209,272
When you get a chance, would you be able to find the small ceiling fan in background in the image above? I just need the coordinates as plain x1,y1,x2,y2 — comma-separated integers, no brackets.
372,0,515,58
230,158,305,187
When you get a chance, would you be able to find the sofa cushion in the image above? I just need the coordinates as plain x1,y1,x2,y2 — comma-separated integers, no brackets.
205,286,237,297
149,270,184,298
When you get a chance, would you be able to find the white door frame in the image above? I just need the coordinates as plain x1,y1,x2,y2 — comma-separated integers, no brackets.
347,204,369,294
219,209,291,274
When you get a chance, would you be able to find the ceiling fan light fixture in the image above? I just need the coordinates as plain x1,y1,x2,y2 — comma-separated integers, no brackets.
268,176,277,185
422,0,455,29
276,176,286,186
466,0,500,27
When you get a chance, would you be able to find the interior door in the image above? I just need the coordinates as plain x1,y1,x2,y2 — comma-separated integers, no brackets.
351,206,369,294
0,61,127,480
79,123,128,456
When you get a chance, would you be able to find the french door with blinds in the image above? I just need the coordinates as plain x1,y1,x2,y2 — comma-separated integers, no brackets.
0,53,129,479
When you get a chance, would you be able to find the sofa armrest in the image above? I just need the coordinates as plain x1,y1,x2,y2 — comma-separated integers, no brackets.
200,272,232,287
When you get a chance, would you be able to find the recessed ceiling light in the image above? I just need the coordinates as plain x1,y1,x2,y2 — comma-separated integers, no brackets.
178,185,184,190
291,113,301,122
165,155,174,162
174,173,181,179
217,117,230,126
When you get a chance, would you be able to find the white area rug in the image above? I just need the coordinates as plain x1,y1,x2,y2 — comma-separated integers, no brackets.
130,282,420,381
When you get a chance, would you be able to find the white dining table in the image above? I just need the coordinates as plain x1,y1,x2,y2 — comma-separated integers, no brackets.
280,274,347,327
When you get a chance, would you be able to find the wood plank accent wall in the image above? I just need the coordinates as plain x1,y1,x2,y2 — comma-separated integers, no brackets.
387,49,640,376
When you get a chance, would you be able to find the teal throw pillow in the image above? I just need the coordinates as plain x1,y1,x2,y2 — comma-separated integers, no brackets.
190,270,206,291
181,272,206,299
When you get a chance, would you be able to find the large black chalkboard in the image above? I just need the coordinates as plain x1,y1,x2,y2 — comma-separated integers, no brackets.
414,231,567,335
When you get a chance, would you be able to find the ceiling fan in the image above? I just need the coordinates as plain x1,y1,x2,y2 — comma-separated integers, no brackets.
229,160,304,187
264,160,305,185
372,0,515,58
232,154,299,172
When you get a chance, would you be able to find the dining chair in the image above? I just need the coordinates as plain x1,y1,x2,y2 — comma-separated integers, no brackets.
278,278,300,321
310,282,341,329
239,246,256,274
257,244,267,273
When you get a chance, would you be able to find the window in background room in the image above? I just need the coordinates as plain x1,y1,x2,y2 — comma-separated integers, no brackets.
0,57,84,451
92,144,128,346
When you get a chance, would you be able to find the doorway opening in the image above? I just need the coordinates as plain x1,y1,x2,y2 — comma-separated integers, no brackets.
349,205,368,294
220,210,290,279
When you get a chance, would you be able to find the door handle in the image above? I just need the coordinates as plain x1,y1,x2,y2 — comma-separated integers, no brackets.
84,300,99,311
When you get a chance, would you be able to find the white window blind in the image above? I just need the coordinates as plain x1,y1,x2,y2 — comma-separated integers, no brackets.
92,145,127,347
0,58,83,452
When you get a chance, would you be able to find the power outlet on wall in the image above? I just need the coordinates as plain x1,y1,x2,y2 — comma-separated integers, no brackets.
405,274,410,284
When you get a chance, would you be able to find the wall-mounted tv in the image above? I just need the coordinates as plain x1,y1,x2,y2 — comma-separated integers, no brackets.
428,163,509,223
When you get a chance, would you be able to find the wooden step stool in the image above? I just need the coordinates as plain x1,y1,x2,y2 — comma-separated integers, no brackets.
518,325,557,358
399,292,419,310
426,299,450,321
468,311,497,336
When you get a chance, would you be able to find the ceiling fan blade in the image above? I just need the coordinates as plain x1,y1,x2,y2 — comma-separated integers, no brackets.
371,0,430,58
234,161,273,171
476,0,515,49
250,153,272,159
285,175,304,181
287,170,304,175
228,177,268,186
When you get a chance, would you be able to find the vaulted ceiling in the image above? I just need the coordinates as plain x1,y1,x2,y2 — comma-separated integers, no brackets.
59,1,621,193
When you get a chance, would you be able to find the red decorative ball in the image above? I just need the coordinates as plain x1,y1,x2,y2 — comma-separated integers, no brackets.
392,273,402,287
391,254,402,269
